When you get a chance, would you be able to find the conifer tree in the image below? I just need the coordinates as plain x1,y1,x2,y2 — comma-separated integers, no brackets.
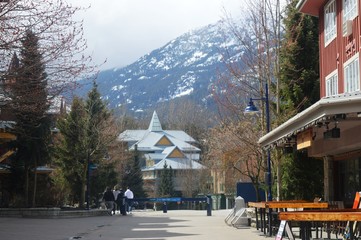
54,82,117,208
278,0,323,200
279,0,320,115
158,162,174,197
84,81,114,207
54,97,88,205
122,145,146,198
10,30,51,207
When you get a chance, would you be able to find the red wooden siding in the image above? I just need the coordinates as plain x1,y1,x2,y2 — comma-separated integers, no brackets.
318,0,361,97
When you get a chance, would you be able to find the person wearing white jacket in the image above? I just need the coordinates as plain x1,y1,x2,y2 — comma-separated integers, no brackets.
124,187,134,214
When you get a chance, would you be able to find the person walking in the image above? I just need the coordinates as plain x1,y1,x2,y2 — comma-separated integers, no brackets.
102,186,115,215
124,187,134,214
112,186,121,214
116,189,127,215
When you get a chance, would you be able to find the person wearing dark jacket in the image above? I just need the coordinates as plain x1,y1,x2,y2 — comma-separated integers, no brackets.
103,186,115,215
116,189,127,215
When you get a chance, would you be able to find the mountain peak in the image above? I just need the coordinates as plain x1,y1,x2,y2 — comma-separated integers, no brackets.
76,21,242,114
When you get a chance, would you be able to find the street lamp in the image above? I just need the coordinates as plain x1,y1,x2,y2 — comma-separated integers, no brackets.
244,83,272,202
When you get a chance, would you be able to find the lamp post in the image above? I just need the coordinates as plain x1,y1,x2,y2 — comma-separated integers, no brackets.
244,83,272,202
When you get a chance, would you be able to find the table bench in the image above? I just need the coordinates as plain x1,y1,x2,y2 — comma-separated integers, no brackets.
248,201,328,237
278,209,361,240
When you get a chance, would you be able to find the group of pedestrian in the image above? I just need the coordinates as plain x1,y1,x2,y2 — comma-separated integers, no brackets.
102,186,134,216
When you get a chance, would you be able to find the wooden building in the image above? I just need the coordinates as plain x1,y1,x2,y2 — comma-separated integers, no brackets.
118,111,205,197
259,0,361,207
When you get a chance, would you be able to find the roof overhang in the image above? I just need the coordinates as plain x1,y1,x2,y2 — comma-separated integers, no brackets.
296,0,327,17
259,93,361,148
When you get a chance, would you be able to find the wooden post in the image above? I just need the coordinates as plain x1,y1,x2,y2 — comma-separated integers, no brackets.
323,156,333,201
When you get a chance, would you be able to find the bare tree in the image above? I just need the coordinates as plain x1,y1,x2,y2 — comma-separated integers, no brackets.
209,0,284,199
0,0,95,98
204,120,265,200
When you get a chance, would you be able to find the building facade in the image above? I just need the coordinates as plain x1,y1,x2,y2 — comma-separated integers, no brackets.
117,111,204,197
259,0,361,207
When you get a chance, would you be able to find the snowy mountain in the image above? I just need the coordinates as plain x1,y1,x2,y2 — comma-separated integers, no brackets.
76,21,245,113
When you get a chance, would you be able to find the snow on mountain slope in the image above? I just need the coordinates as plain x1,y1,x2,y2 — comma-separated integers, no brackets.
76,21,245,113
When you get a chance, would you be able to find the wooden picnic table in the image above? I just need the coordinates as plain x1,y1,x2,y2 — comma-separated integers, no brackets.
278,209,361,240
279,209,361,221
248,201,328,236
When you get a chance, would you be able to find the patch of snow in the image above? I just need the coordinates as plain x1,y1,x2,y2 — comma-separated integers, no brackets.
170,88,194,99
111,85,125,91
183,51,207,66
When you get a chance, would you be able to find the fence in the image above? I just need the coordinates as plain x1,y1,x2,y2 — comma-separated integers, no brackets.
127,196,212,216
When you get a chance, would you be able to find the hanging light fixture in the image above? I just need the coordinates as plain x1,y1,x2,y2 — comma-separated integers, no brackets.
244,99,259,113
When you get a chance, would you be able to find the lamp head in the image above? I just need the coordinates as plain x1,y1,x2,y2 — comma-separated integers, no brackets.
244,99,259,114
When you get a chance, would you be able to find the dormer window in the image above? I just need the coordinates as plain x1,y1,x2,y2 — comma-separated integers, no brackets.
324,0,336,46
343,0,358,22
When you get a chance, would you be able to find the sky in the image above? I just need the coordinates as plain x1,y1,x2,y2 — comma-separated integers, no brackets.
68,0,242,70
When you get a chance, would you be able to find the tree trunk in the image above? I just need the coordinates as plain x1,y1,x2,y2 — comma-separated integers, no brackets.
24,165,29,207
32,157,38,207
253,182,260,202
79,163,87,209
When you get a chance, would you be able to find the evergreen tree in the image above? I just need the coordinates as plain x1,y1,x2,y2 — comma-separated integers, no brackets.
158,162,174,197
84,81,113,207
10,30,51,207
54,82,117,208
122,145,146,198
278,0,323,200
54,97,88,205
279,0,320,116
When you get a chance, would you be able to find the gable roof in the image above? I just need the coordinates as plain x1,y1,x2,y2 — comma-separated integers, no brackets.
151,158,204,170
117,110,200,152
155,135,174,146
163,146,185,158
130,131,200,152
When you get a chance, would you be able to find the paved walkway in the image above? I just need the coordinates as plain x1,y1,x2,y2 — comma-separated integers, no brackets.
0,209,274,240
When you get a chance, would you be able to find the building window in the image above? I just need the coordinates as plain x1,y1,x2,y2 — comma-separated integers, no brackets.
344,54,360,93
343,0,358,21
325,0,336,45
325,71,338,96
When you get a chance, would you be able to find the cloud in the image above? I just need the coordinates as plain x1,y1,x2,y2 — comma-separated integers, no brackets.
69,0,241,70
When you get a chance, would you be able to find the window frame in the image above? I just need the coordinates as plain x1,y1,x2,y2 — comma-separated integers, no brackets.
344,53,360,93
343,0,358,22
325,70,338,96
325,0,337,46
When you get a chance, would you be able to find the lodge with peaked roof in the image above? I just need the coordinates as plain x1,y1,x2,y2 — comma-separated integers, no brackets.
259,0,361,207
117,111,205,197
